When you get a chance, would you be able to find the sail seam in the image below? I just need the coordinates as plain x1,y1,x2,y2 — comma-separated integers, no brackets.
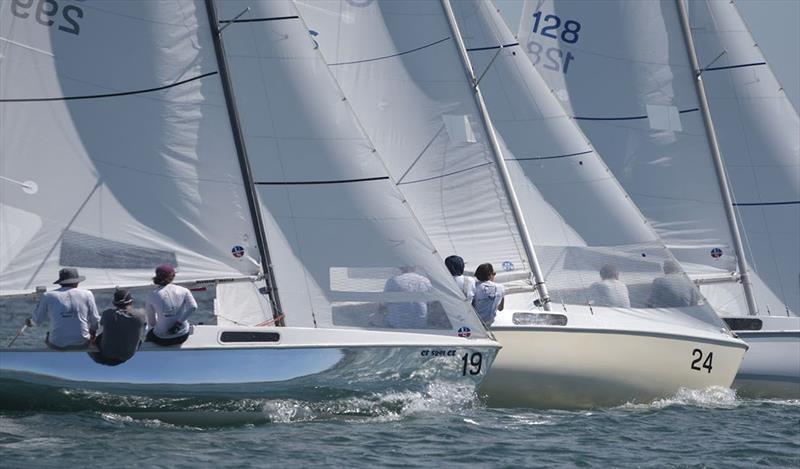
255,176,389,185
705,62,767,72
219,15,299,23
573,108,699,121
466,42,519,52
0,72,218,103
328,37,451,66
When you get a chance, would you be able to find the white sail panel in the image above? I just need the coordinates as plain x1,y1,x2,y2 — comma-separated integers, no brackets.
449,1,723,326
214,0,487,335
294,0,529,274
519,0,756,307
519,0,739,279
688,0,799,316
0,0,260,295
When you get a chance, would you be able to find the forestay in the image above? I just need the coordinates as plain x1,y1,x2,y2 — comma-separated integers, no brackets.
519,0,760,315
293,0,532,277
213,0,486,335
0,0,261,295
448,0,723,328
687,0,798,316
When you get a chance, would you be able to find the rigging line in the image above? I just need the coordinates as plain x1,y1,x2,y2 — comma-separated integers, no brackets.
219,15,298,23
255,176,389,185
0,72,218,103
466,42,519,52
328,37,451,66
705,62,767,72
398,161,494,186
573,108,699,121
732,200,800,207
397,125,445,184
508,150,593,162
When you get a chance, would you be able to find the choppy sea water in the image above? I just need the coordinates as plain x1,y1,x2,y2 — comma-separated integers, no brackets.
1,294,798,468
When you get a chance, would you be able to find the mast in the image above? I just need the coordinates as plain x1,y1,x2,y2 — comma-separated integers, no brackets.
440,0,551,310
675,0,758,316
203,0,284,322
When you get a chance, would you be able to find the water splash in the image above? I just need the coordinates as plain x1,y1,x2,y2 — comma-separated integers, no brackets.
618,386,739,411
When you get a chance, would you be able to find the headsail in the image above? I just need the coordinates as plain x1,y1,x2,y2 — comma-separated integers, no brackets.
446,0,723,328
0,1,261,295
293,0,532,278
687,0,799,316
519,0,790,316
212,0,487,335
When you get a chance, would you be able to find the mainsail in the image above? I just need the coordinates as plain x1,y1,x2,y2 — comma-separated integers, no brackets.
213,0,486,334
520,0,797,316
687,0,799,316
0,1,261,294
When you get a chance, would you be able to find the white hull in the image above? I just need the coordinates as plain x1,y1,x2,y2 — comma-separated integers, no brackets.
480,298,747,408
724,316,800,398
0,326,499,402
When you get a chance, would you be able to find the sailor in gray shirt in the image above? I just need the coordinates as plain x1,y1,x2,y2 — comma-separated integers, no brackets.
26,268,100,349
647,260,702,308
93,289,146,365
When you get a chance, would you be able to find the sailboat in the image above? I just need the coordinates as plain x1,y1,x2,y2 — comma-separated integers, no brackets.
294,0,747,408
520,0,799,397
0,0,499,399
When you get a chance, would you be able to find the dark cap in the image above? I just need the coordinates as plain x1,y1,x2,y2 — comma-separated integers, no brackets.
444,255,465,276
113,288,133,307
54,267,85,285
153,264,176,284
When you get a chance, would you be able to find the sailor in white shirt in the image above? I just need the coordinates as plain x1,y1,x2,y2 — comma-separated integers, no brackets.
445,255,476,303
473,263,505,326
26,268,100,349
145,264,197,346
589,264,631,308
647,260,702,308
383,266,432,329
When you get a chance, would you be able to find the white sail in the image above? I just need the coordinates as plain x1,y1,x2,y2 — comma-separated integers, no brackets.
519,0,767,314
0,0,261,295
446,0,725,328
687,0,799,316
293,0,535,277
214,0,487,335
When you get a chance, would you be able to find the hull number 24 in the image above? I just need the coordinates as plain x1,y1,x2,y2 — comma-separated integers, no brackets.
691,348,713,373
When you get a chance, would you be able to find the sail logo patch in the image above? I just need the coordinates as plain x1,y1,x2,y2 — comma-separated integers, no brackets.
710,248,723,259
231,245,245,258
502,261,515,271
457,327,472,338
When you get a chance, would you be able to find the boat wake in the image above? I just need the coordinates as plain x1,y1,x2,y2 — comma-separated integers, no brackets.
618,386,739,411
0,380,479,427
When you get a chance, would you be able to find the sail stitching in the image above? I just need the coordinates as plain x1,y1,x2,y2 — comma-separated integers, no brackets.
0,72,218,103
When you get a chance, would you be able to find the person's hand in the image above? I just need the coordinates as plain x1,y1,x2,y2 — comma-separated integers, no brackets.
25,318,34,327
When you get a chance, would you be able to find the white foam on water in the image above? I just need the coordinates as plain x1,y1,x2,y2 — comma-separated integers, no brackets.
618,386,739,411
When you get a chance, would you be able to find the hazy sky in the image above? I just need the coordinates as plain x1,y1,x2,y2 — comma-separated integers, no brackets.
495,0,800,109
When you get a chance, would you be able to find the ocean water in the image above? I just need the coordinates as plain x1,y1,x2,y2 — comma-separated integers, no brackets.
1,294,798,468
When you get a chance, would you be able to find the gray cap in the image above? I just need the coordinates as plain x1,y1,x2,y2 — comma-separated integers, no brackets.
54,267,85,285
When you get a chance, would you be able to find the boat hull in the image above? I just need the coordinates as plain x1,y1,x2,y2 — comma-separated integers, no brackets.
0,326,499,404
725,316,800,398
480,302,747,408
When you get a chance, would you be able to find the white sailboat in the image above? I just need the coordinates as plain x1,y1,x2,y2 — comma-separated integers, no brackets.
294,0,747,408
0,0,499,399
521,0,799,397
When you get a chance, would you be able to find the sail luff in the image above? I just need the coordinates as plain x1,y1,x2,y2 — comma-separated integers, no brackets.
674,0,757,316
203,0,282,322
440,0,551,309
